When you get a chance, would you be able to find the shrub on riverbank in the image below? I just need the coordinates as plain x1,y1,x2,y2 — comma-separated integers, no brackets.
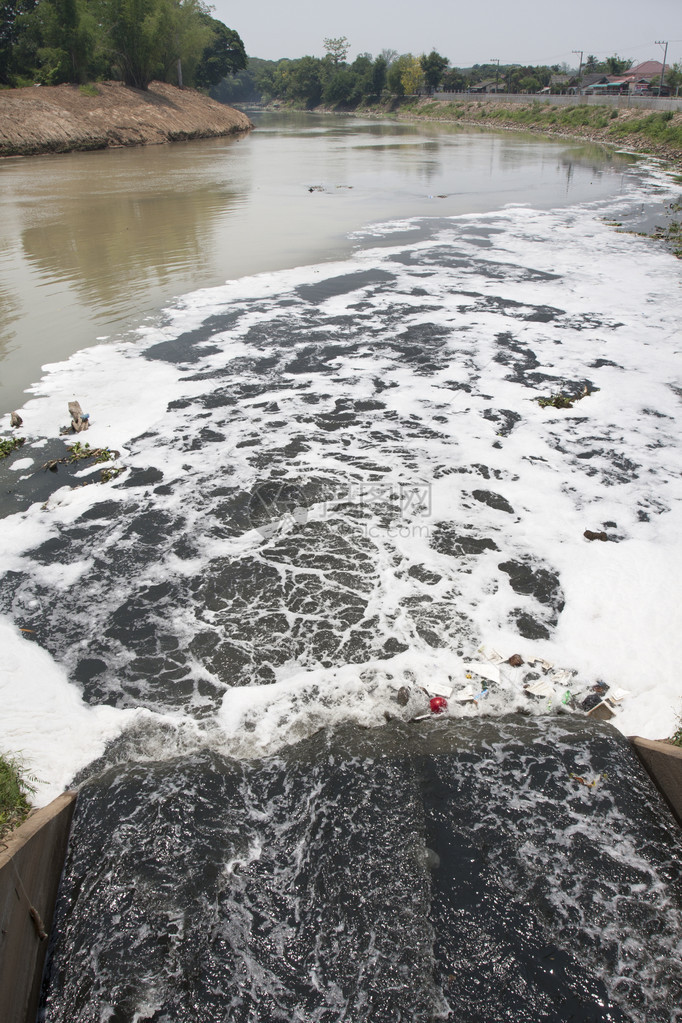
0,754,34,839
607,111,682,149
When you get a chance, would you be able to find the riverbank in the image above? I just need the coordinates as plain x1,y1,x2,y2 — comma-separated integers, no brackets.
0,81,252,158
377,97,682,166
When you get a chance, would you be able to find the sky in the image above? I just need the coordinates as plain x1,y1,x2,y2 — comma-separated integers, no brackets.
211,0,681,69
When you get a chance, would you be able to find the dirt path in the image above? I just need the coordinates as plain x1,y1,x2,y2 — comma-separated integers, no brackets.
0,81,252,158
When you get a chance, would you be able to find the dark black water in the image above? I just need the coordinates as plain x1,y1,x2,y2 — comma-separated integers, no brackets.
40,718,681,1022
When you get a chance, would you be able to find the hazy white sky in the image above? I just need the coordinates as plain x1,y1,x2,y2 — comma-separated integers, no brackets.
211,0,681,69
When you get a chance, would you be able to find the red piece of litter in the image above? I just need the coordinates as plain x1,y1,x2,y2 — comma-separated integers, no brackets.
430,696,448,714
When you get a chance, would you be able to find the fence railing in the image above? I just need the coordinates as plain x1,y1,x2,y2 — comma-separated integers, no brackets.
432,91,682,113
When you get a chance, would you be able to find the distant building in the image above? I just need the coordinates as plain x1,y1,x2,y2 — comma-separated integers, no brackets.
628,60,667,79
468,79,505,94
567,73,609,94
581,61,669,96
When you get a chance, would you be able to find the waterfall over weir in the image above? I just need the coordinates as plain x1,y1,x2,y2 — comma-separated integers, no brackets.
40,717,681,1023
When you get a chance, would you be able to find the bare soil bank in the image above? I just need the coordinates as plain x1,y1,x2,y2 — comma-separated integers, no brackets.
0,81,252,158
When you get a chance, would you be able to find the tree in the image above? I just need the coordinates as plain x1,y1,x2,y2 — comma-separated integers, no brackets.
584,54,598,73
369,54,387,97
666,61,682,96
518,74,541,93
400,54,424,95
105,0,214,89
441,67,467,92
154,0,213,86
605,54,632,75
286,54,323,107
322,65,353,104
193,16,245,89
420,49,448,94
323,35,349,65
108,0,164,88
386,52,411,96
1,0,40,84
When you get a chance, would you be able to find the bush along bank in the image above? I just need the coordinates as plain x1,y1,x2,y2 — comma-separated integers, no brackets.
0,754,34,839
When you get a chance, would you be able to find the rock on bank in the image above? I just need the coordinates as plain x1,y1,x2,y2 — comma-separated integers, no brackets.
0,81,252,157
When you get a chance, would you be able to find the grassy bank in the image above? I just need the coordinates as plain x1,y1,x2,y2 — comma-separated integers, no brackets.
379,98,682,164
0,754,34,839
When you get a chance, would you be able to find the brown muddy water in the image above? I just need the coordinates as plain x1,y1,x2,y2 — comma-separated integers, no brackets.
0,112,638,416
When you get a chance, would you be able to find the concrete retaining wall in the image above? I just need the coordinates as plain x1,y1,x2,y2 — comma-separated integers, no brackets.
630,737,682,828
0,792,77,1023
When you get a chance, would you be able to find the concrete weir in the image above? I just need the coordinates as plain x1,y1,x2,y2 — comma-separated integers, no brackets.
630,736,682,828
0,792,76,1023
0,734,680,1022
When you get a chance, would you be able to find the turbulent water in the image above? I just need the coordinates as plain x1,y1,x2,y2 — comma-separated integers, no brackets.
40,719,682,1023
1,129,681,1021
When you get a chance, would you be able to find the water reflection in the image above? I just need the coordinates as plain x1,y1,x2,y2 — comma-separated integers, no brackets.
21,183,242,313
0,114,640,415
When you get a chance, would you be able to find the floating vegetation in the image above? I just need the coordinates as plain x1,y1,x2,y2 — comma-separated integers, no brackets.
41,441,125,484
652,201,682,259
100,466,124,483
67,441,117,464
538,393,582,410
0,436,25,458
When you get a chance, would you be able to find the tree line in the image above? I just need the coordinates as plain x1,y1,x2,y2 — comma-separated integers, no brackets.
0,0,246,89
211,40,577,108
212,42,682,108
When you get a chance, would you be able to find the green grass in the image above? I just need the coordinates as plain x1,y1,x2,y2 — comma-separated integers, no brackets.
608,111,682,148
414,101,625,133
0,754,35,839
668,724,682,747
78,83,99,97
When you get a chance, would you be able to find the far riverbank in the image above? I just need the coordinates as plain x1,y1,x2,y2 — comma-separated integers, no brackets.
0,81,252,158
254,96,682,167
364,96,682,166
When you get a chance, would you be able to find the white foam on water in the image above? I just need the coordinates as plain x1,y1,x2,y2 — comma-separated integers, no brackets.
0,618,164,804
1,164,681,797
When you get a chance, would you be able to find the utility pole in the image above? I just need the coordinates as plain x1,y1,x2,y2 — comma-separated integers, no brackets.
491,58,500,93
572,50,583,94
655,40,668,95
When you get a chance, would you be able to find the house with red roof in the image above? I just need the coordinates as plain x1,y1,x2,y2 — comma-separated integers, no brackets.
583,60,670,96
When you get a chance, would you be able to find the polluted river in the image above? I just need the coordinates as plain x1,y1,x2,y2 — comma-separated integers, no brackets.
0,113,681,1021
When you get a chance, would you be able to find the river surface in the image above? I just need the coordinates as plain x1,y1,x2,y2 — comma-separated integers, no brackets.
0,112,642,416
0,114,681,1021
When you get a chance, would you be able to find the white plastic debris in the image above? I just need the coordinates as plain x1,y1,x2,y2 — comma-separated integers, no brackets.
462,663,500,685
428,684,453,699
608,687,630,703
453,684,477,702
527,657,554,671
549,670,573,684
477,645,505,665
525,678,554,697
